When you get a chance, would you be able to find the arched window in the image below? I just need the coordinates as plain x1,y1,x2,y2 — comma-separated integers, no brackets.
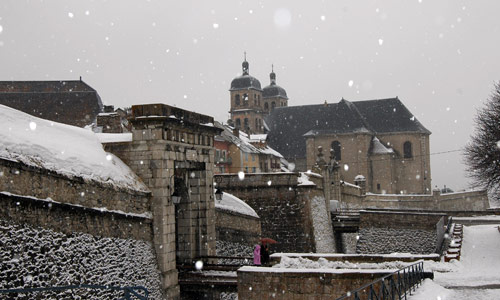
255,118,259,129
235,118,241,128
264,103,269,111
244,118,249,130
271,101,276,110
331,141,341,161
403,141,412,158
235,94,240,106
243,94,249,106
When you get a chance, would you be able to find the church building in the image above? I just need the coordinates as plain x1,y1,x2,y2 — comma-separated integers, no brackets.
265,98,432,195
229,57,288,134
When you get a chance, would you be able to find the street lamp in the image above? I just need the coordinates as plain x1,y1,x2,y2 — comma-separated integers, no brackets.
169,174,182,204
215,188,223,202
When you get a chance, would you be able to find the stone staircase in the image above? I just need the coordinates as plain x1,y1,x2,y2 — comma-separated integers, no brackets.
444,223,463,262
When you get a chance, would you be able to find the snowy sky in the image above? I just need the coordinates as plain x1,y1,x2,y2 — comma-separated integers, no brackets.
1,0,499,191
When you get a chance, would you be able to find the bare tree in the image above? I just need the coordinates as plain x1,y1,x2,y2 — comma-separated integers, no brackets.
464,82,500,201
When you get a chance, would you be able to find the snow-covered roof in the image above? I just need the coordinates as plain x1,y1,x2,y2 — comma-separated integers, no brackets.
370,137,394,154
298,172,316,186
215,122,283,158
0,105,148,192
215,191,259,218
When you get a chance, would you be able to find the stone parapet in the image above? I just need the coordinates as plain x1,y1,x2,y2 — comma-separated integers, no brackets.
237,267,393,299
0,158,151,215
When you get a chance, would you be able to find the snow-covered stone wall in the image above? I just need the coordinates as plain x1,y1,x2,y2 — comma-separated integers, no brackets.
216,208,260,250
215,173,319,253
0,219,162,299
0,158,151,217
356,211,445,254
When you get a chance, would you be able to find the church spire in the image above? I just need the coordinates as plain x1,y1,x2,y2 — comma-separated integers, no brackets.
242,51,249,75
270,64,276,85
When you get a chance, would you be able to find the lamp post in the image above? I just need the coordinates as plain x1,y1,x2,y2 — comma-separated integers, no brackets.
215,188,223,202
169,174,181,204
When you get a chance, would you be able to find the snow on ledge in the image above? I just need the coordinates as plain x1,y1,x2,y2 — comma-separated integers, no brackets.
0,105,148,192
298,172,316,186
238,266,398,274
271,252,440,259
96,133,133,143
215,192,259,218
0,191,153,219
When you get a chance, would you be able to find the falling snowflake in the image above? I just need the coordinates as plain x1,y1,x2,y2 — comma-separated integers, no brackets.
238,171,245,180
68,12,74,18
348,80,354,87
213,23,219,29
378,38,384,45
29,121,37,131
195,260,203,270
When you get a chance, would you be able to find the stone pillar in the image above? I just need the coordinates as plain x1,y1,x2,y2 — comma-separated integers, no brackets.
354,175,366,195
116,104,221,299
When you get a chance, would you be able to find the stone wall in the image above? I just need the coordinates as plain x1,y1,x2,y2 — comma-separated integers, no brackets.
237,267,392,299
0,158,151,216
215,173,319,253
0,219,162,299
356,211,445,254
216,208,261,248
0,193,152,241
340,186,489,212
104,103,222,299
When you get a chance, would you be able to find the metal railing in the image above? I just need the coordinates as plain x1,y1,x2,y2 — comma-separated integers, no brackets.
336,261,425,300
0,284,149,299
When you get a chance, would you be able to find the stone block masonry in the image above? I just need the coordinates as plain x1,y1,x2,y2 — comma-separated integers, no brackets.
215,173,321,254
237,267,393,299
0,158,151,216
356,211,446,254
104,103,222,299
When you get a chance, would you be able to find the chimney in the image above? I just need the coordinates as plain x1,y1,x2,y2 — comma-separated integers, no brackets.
232,128,239,138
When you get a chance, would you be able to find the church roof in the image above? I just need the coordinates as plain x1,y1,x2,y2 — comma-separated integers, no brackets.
263,84,288,99
262,69,288,99
0,80,103,127
230,75,262,91
265,97,430,159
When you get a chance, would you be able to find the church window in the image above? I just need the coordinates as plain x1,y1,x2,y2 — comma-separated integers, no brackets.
404,141,413,158
377,183,381,190
265,103,269,111
235,94,240,106
271,101,276,110
235,118,241,128
243,94,249,106
331,140,342,161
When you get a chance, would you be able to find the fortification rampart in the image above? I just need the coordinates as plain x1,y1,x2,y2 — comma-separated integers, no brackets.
215,173,322,253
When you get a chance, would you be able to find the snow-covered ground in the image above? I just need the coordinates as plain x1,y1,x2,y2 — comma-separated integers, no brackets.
410,224,500,299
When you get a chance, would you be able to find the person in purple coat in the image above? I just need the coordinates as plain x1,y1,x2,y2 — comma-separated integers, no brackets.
253,244,261,266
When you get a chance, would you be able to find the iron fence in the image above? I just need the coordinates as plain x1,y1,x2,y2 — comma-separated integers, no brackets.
336,261,425,300
0,284,149,299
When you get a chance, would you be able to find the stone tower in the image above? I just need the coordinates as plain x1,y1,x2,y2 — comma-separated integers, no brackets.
262,65,289,113
229,55,264,134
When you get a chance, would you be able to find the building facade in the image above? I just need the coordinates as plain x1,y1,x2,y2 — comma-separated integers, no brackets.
266,98,432,194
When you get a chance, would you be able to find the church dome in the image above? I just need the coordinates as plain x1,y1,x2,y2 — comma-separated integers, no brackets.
262,68,288,99
230,59,262,91
230,75,262,91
